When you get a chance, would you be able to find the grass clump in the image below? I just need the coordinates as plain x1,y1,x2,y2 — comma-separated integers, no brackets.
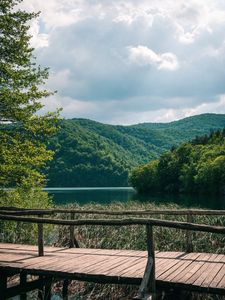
54,201,225,254
0,188,53,244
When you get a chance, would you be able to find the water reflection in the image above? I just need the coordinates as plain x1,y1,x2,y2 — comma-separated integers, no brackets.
45,187,225,209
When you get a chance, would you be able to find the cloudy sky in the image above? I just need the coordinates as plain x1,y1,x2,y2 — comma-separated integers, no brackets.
22,0,225,124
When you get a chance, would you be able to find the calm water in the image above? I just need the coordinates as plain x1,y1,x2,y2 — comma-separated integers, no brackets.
44,187,225,209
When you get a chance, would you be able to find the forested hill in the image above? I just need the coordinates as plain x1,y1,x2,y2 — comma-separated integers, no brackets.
129,129,225,195
46,113,225,187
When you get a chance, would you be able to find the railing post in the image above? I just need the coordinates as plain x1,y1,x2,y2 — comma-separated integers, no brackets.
0,272,7,300
62,279,69,300
186,212,193,253
134,225,156,300
69,212,79,248
146,225,156,296
20,272,27,300
44,277,52,300
69,212,75,248
38,215,44,256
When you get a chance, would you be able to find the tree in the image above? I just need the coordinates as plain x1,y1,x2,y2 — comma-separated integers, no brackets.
157,151,180,192
0,0,60,189
129,160,159,193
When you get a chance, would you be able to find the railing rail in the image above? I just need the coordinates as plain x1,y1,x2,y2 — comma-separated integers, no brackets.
0,206,225,216
0,213,224,233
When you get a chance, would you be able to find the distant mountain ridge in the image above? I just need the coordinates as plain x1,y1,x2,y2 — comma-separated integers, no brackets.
46,113,225,187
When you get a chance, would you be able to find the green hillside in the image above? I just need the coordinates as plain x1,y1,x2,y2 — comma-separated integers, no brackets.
130,129,225,195
46,113,225,187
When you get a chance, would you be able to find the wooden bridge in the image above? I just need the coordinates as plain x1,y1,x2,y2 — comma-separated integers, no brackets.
0,207,224,300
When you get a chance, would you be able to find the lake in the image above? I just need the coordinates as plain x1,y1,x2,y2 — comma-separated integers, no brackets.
44,187,225,209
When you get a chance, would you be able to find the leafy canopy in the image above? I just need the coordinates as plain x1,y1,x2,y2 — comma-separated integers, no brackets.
129,129,225,195
45,116,225,187
0,0,60,188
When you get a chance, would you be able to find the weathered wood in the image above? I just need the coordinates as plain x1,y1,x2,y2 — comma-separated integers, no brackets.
1,207,225,216
62,279,69,300
20,272,27,300
69,213,79,248
38,290,44,300
44,277,52,300
186,213,193,252
0,272,7,300
133,258,154,300
146,225,156,295
134,225,156,300
69,212,75,248
0,206,224,298
0,214,225,234
0,244,224,295
38,215,44,256
3,278,44,299
38,275,44,300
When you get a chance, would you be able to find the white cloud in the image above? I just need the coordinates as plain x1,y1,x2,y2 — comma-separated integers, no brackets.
159,53,179,70
182,95,225,117
40,95,97,118
29,20,49,48
128,45,179,71
19,0,225,123
47,69,71,91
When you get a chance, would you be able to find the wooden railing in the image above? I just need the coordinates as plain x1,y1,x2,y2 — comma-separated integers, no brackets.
0,207,224,300
1,206,224,252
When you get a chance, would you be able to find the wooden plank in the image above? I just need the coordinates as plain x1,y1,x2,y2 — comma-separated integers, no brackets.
168,253,202,284
171,253,203,279
183,253,217,285
155,251,185,258
218,273,225,289
212,254,225,262
194,254,222,287
201,262,224,287
12,249,102,271
0,253,34,262
174,253,211,284
192,262,220,287
105,257,143,276
24,256,71,270
156,258,181,277
120,258,147,278
61,248,104,255
43,253,116,274
64,256,114,273
26,254,92,272
155,257,170,269
70,254,132,274
0,243,65,253
0,243,224,295
211,264,225,288
158,258,193,281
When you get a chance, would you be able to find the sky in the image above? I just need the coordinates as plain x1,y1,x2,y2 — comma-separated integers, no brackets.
21,0,225,124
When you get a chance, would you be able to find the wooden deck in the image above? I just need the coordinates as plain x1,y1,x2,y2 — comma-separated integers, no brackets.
0,243,224,295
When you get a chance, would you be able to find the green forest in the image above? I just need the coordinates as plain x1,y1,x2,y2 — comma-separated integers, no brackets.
46,114,225,187
130,129,225,195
